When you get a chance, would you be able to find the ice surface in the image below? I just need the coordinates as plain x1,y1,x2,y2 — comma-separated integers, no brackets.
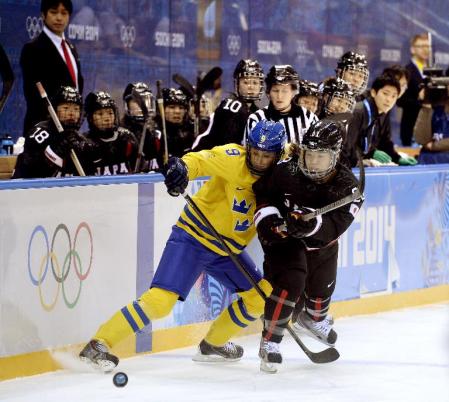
1,303,448,402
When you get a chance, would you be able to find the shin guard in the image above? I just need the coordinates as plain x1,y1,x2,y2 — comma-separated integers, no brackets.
262,287,296,343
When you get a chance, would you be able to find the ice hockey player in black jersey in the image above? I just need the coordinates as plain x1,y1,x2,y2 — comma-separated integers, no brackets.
335,51,370,98
13,86,95,178
121,82,161,172
319,77,356,119
245,65,318,144
83,91,138,175
192,59,264,151
294,79,321,115
156,87,194,159
253,120,364,373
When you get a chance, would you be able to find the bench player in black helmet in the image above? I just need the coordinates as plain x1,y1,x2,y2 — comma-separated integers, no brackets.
13,85,94,178
156,87,195,159
294,79,321,115
336,51,369,98
245,64,318,145
319,77,356,118
253,120,364,373
83,90,138,175
121,82,161,171
192,59,264,151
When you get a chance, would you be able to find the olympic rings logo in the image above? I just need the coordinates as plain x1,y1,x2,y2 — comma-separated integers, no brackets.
27,223,93,311
26,16,43,39
227,34,241,56
120,25,136,48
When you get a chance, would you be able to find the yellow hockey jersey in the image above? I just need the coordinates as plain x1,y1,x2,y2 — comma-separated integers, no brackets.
177,144,258,256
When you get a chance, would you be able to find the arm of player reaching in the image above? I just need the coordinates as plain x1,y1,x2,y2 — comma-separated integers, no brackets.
163,145,237,196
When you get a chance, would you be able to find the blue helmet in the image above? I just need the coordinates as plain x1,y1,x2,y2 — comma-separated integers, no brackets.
246,120,286,175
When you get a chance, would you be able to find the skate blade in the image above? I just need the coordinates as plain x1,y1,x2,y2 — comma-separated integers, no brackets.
192,352,240,363
260,359,278,374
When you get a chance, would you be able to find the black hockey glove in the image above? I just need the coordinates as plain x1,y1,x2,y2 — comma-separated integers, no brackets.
46,130,80,167
163,157,189,197
286,208,321,239
256,214,288,246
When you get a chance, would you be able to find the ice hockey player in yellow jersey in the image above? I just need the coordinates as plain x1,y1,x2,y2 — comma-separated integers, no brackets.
79,120,287,371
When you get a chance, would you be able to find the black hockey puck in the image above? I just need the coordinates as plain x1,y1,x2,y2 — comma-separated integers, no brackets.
113,372,128,387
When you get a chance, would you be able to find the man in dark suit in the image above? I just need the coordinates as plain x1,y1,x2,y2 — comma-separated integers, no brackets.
20,0,83,135
397,33,430,146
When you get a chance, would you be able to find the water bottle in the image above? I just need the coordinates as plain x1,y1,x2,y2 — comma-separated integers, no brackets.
1,135,14,155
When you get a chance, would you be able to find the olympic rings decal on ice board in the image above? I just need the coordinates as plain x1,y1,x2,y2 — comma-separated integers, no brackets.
27,222,93,311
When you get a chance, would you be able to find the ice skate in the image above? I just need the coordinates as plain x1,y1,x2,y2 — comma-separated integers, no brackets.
259,338,282,373
292,305,334,326
79,340,119,372
192,339,244,362
293,310,337,346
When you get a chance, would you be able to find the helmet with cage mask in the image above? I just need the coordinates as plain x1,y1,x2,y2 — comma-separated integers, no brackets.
52,86,83,130
298,120,343,182
336,51,369,95
246,120,286,176
123,82,156,124
84,91,119,132
295,80,321,114
233,59,264,102
321,77,356,116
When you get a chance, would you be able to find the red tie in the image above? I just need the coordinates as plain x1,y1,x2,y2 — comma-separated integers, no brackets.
61,39,77,87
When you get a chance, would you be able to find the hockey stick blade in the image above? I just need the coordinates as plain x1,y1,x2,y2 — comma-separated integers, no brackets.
181,193,339,364
172,74,195,98
197,66,222,97
286,325,340,363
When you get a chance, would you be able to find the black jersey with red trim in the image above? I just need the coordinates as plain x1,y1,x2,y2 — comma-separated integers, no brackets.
12,120,95,178
253,155,363,249
84,126,138,175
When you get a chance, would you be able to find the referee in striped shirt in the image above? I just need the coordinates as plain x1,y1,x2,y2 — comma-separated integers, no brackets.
245,65,318,145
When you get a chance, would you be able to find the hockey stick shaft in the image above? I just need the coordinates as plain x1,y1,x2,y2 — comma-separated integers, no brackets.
156,80,169,165
0,83,13,115
134,123,148,173
182,192,339,364
132,89,151,173
301,149,366,222
36,82,86,177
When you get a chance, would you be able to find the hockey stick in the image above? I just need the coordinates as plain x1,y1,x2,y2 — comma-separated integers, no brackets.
181,191,340,364
301,148,365,222
196,66,222,98
0,82,13,115
156,80,169,165
133,88,150,173
172,73,195,98
36,82,86,176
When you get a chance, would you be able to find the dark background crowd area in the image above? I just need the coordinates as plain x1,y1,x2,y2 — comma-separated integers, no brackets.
1,0,449,143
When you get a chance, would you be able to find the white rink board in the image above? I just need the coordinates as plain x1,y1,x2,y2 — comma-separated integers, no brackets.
0,185,138,356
